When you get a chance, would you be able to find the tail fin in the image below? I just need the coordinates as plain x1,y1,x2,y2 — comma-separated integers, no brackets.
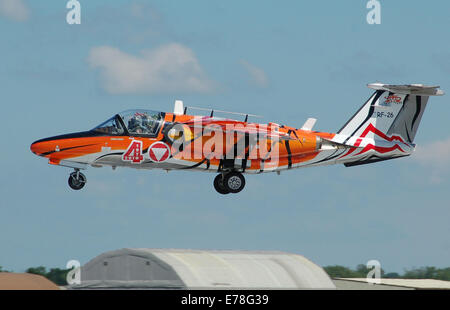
332,83,444,166
336,83,444,144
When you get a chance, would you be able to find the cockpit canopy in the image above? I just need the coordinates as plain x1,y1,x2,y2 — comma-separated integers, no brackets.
92,109,164,136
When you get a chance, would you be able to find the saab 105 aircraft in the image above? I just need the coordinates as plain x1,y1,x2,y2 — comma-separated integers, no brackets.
30,83,444,194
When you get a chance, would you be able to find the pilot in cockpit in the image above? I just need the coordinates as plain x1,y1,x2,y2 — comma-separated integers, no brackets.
141,116,155,133
128,115,144,134
128,112,159,135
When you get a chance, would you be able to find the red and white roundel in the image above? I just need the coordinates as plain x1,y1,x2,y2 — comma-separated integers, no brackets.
148,142,171,163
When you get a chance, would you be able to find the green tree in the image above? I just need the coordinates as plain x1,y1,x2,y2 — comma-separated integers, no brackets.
324,264,386,279
323,265,360,278
403,267,450,281
324,264,450,281
26,266,47,276
435,268,450,281
384,272,400,278
355,264,370,277
45,268,70,286
25,266,70,286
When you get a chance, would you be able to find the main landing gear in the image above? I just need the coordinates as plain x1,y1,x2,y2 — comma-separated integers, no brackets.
68,169,87,190
213,172,246,195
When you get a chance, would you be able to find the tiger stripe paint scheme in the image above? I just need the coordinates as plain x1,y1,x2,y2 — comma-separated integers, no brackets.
30,113,321,173
30,83,444,193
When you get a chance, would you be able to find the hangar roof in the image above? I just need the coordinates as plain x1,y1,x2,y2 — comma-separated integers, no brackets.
335,278,450,290
71,248,335,289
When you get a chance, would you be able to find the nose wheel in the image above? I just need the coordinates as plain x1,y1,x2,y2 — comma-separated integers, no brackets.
68,170,87,190
213,172,245,194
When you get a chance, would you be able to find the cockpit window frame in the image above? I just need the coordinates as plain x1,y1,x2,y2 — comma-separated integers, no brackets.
92,114,126,136
119,110,165,138
115,114,129,136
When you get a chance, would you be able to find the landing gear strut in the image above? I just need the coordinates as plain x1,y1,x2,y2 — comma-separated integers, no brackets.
68,169,87,190
213,172,245,194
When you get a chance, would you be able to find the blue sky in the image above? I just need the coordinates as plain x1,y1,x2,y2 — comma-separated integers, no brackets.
1,0,449,274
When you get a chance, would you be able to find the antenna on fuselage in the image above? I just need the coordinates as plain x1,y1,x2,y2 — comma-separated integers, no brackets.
173,100,184,115
182,106,262,122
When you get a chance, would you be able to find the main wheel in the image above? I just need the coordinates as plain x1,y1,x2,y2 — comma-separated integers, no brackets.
213,174,230,195
68,171,86,190
223,172,245,193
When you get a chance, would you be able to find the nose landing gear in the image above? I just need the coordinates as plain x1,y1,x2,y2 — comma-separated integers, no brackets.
68,169,87,190
213,172,245,194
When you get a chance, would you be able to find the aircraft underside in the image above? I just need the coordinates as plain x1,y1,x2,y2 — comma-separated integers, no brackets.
60,141,411,194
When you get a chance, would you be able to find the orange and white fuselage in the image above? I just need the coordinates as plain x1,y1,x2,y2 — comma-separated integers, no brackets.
30,83,444,193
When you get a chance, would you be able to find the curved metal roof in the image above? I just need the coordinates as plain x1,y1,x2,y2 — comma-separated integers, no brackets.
71,248,335,289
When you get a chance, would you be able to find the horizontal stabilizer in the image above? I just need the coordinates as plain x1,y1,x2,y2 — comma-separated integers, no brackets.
367,83,444,96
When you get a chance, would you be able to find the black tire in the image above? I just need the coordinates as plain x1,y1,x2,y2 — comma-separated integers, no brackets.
223,172,245,193
68,172,86,190
213,174,230,195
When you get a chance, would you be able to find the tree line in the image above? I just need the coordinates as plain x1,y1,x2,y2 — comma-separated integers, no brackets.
323,264,450,281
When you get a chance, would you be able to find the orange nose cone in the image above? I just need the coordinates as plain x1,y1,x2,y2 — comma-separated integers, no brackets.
30,140,51,156
30,141,42,155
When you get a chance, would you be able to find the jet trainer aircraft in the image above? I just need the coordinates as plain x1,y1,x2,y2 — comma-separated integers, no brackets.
30,83,444,194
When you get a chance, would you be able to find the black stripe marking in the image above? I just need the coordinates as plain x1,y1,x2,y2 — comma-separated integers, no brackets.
242,134,251,172
284,140,292,169
259,159,265,173
39,144,97,156
337,92,377,134
223,133,246,160
32,131,107,144
344,154,409,167
308,149,343,165
343,90,384,143
404,122,412,143
288,129,303,146
95,152,124,161
411,96,422,131
259,140,274,173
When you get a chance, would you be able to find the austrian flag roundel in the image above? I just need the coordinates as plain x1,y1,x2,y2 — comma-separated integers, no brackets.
148,142,171,163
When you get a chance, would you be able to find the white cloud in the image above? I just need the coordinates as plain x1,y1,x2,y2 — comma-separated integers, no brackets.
0,0,30,22
413,138,450,183
129,2,160,21
88,43,215,94
414,138,450,165
239,59,269,88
